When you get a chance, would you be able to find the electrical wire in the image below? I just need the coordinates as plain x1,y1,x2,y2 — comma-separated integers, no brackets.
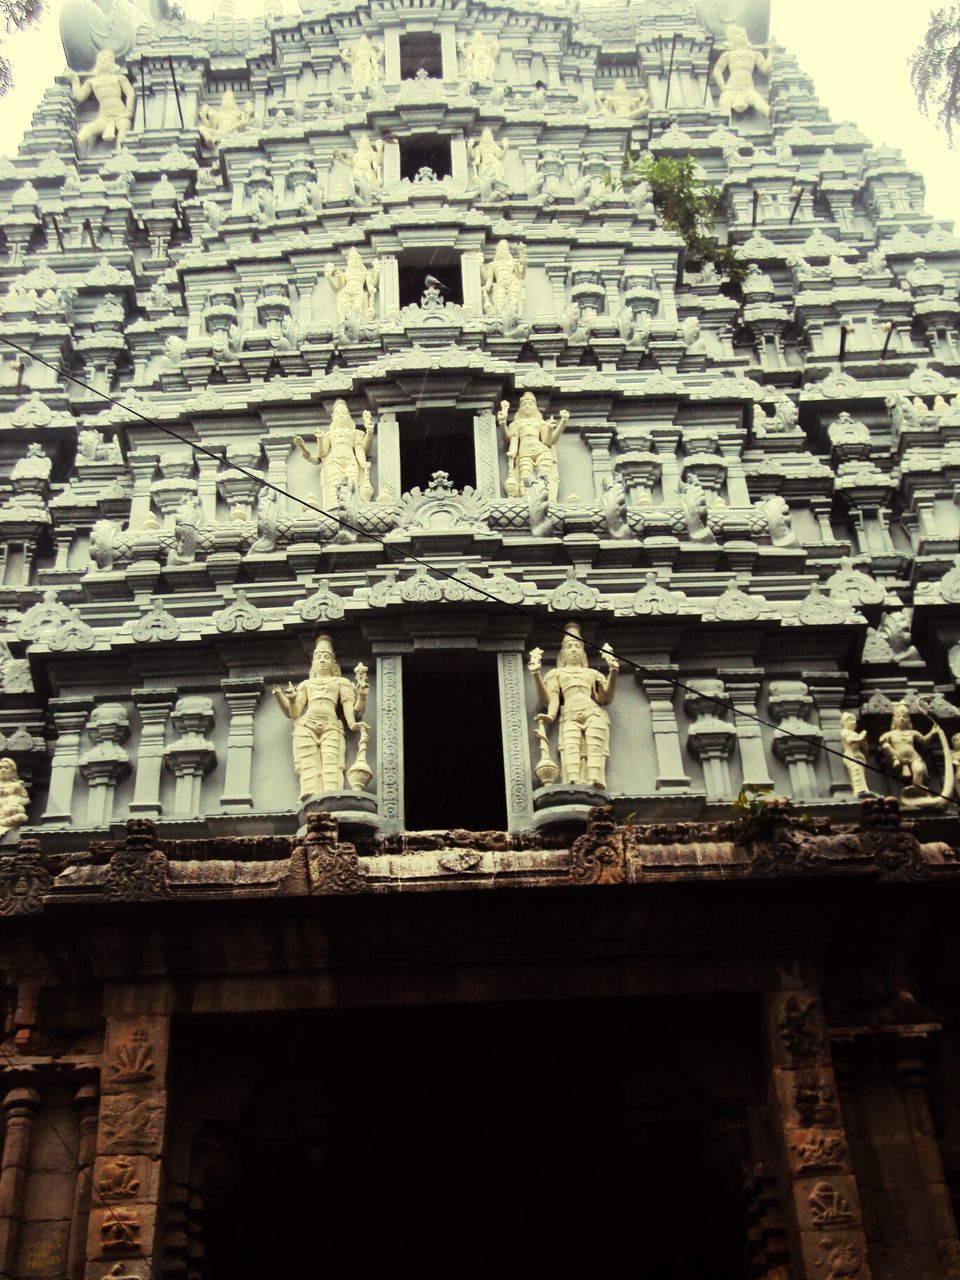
1,333,958,814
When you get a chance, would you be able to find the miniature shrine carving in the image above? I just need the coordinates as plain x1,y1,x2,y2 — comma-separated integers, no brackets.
293,399,376,510
273,635,370,801
713,24,772,117
498,394,569,503
528,623,618,789
68,49,135,151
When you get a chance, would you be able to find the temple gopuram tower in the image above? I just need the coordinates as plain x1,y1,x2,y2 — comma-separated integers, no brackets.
0,0,959,1274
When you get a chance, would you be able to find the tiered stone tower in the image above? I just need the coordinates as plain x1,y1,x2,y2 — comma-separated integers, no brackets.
0,0,959,1276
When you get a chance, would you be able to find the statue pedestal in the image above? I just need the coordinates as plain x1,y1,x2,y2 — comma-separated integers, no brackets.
297,791,380,838
530,783,605,832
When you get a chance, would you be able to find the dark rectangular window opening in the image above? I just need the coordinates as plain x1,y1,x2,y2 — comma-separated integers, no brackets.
399,135,452,183
397,249,463,307
399,31,443,79
399,408,476,493
403,652,507,831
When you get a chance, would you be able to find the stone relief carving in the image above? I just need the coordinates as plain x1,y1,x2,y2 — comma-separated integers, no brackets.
273,635,370,801
0,844,51,915
198,89,250,147
528,622,618,789
499,394,568,502
110,1030,155,1084
97,1157,140,1200
713,24,772,116
337,133,383,201
294,400,375,510
840,713,874,798
68,49,135,151
478,240,526,325
0,759,29,840
342,34,382,90
460,30,498,82
862,609,922,665
325,248,381,326
469,127,508,197
878,700,954,810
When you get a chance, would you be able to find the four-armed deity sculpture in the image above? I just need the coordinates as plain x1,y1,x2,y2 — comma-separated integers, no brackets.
478,240,527,323
528,623,619,790
342,35,382,90
712,23,772,117
325,248,381,324
460,30,499,82
498,394,569,503
596,77,649,120
198,89,251,148
293,400,376,510
274,635,371,801
67,48,136,151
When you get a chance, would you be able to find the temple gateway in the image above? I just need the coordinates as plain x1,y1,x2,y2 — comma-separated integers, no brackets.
0,0,958,1275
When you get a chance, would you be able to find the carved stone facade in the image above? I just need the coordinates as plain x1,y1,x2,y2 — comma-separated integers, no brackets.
0,0,959,1275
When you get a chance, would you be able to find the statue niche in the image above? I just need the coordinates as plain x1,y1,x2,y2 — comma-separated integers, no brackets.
528,623,619,790
293,400,376,511
498,394,569,504
274,635,371,802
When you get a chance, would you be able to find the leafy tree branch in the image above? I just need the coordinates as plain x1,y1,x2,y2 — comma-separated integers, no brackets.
911,3,960,145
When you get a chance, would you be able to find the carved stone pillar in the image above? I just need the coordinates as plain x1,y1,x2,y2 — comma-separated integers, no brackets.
764,989,871,1279
380,255,400,319
473,410,500,499
375,653,404,833
894,1052,960,1274
164,696,216,815
220,679,264,812
651,428,681,502
719,438,751,508
0,1085,40,1276
769,681,822,801
262,438,292,509
640,670,691,790
376,410,401,502
439,24,457,78
721,669,774,791
129,688,176,817
582,425,615,499
66,1081,99,1280
196,452,221,523
128,454,159,530
86,1015,170,1275
461,250,483,315
450,133,468,184
497,650,535,832
684,678,736,800
42,697,95,825
78,703,132,826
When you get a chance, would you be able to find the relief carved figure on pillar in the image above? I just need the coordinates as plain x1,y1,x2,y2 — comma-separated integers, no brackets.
460,30,498,82
528,623,618,789
713,24,772,117
477,240,526,324
469,128,508,195
878,700,954,809
274,635,370,801
293,399,375,510
336,133,383,200
342,34,382,90
67,48,135,151
0,760,29,840
498,393,568,502
198,89,251,147
325,248,381,325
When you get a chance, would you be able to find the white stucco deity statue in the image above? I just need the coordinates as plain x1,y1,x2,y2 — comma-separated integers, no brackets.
460,30,499,83
712,24,772,117
879,700,954,810
840,712,874,798
595,77,649,120
273,635,370,800
528,623,619,789
498,393,569,503
325,248,381,324
0,758,29,839
478,240,527,322
67,49,135,151
337,133,383,200
469,127,508,191
293,399,375,510
342,35,382,90
198,89,251,147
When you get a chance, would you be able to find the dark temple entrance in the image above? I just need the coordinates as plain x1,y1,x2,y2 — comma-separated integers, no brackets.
178,999,755,1279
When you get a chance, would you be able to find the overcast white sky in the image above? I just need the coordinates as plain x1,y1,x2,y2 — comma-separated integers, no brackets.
1,0,957,227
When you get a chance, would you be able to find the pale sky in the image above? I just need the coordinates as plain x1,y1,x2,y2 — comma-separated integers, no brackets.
1,0,957,228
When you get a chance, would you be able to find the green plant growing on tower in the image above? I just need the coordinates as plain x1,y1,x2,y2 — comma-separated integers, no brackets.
609,151,746,284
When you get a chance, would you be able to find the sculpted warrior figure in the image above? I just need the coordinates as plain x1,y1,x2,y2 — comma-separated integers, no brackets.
274,636,369,800
293,400,375,510
596,77,649,120
67,49,135,151
342,35,382,90
460,30,499,82
337,133,383,200
325,248,381,324
879,700,954,809
469,127,508,187
478,240,527,321
528,623,619,789
840,712,874,798
0,758,29,839
498,393,569,502
712,23,772,117
198,89,251,147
